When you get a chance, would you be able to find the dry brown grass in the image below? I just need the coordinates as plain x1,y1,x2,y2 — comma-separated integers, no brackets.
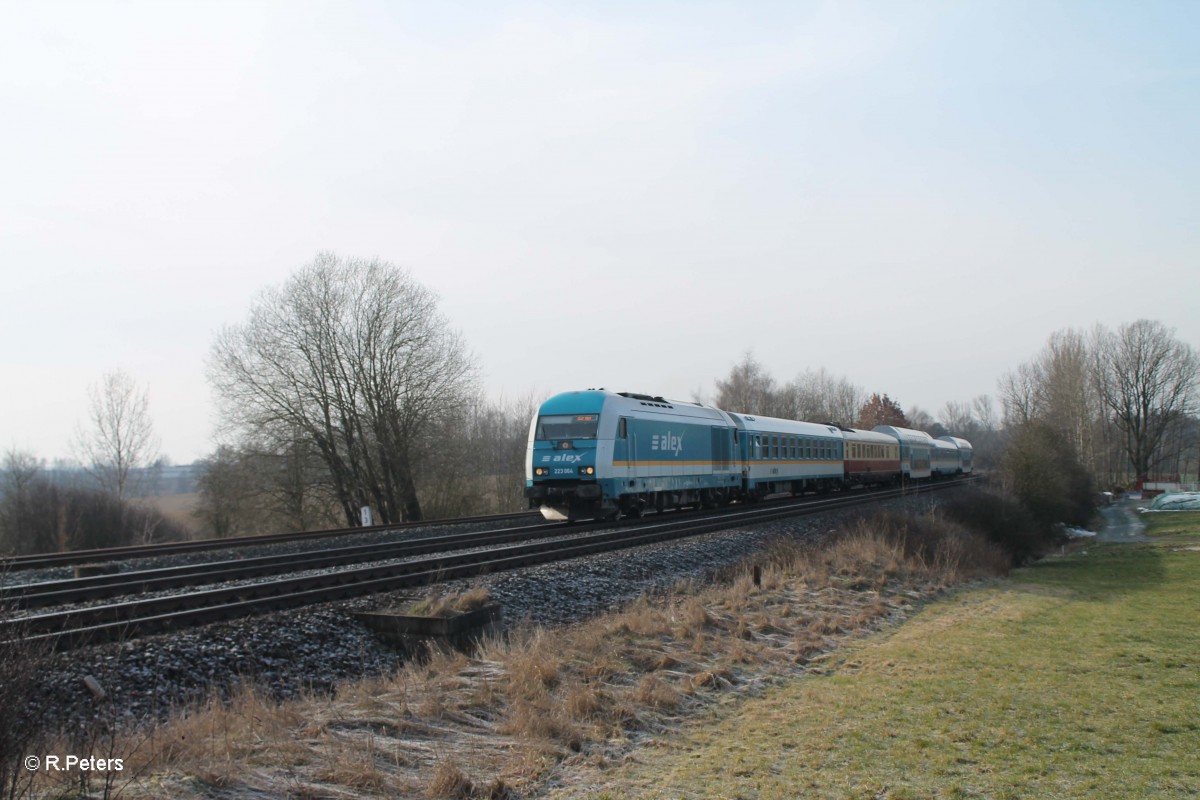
426,759,474,799
134,493,202,536
406,586,492,618
82,508,1015,798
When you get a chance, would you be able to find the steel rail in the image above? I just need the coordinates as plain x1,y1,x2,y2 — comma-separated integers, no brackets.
0,481,927,608
0,510,543,571
4,480,970,651
0,517,577,610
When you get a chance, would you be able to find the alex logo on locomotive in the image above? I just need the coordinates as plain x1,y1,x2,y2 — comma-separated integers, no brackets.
650,433,684,456
539,453,583,464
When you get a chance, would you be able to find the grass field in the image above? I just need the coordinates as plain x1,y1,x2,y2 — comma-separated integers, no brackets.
1140,508,1200,539
569,513,1200,799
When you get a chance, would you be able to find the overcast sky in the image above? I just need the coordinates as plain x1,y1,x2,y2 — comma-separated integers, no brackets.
2,1,1197,465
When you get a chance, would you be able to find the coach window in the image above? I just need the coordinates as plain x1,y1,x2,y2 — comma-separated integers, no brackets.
617,418,627,439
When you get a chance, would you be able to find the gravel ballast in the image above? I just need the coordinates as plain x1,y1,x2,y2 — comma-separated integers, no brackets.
22,490,955,736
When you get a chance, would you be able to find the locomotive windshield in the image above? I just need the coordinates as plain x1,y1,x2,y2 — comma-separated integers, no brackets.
536,414,599,440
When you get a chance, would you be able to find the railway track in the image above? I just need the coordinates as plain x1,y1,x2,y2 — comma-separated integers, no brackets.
1,480,972,652
0,517,578,610
0,509,543,572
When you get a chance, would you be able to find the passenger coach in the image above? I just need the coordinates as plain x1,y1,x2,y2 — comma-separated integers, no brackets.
938,436,973,475
841,427,901,486
872,425,933,481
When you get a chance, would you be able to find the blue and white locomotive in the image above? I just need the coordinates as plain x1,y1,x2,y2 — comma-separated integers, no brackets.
525,389,974,521
524,390,739,521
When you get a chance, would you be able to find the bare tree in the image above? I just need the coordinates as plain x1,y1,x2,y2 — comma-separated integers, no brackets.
194,445,258,538
0,449,43,555
972,395,998,432
1092,320,1200,481
939,400,975,434
714,351,778,415
0,448,39,497
75,370,158,500
998,362,1041,425
907,406,946,437
999,328,1108,479
1038,329,1099,468
777,367,863,425
210,253,478,525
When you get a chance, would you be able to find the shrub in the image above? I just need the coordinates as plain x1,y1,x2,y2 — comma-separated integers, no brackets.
999,422,1095,529
0,594,48,799
942,488,1051,566
0,479,189,555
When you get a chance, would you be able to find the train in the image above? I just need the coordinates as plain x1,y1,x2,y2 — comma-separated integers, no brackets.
523,389,973,522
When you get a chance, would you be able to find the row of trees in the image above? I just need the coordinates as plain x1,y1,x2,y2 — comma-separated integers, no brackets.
200,305,1011,539
9,251,1191,551
709,352,1002,466
1000,321,1199,487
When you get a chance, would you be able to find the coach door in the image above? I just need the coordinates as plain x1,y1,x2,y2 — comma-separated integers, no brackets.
618,417,641,479
711,425,733,474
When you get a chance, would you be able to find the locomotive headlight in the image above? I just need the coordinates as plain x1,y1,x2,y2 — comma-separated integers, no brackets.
534,467,548,477
579,466,594,476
